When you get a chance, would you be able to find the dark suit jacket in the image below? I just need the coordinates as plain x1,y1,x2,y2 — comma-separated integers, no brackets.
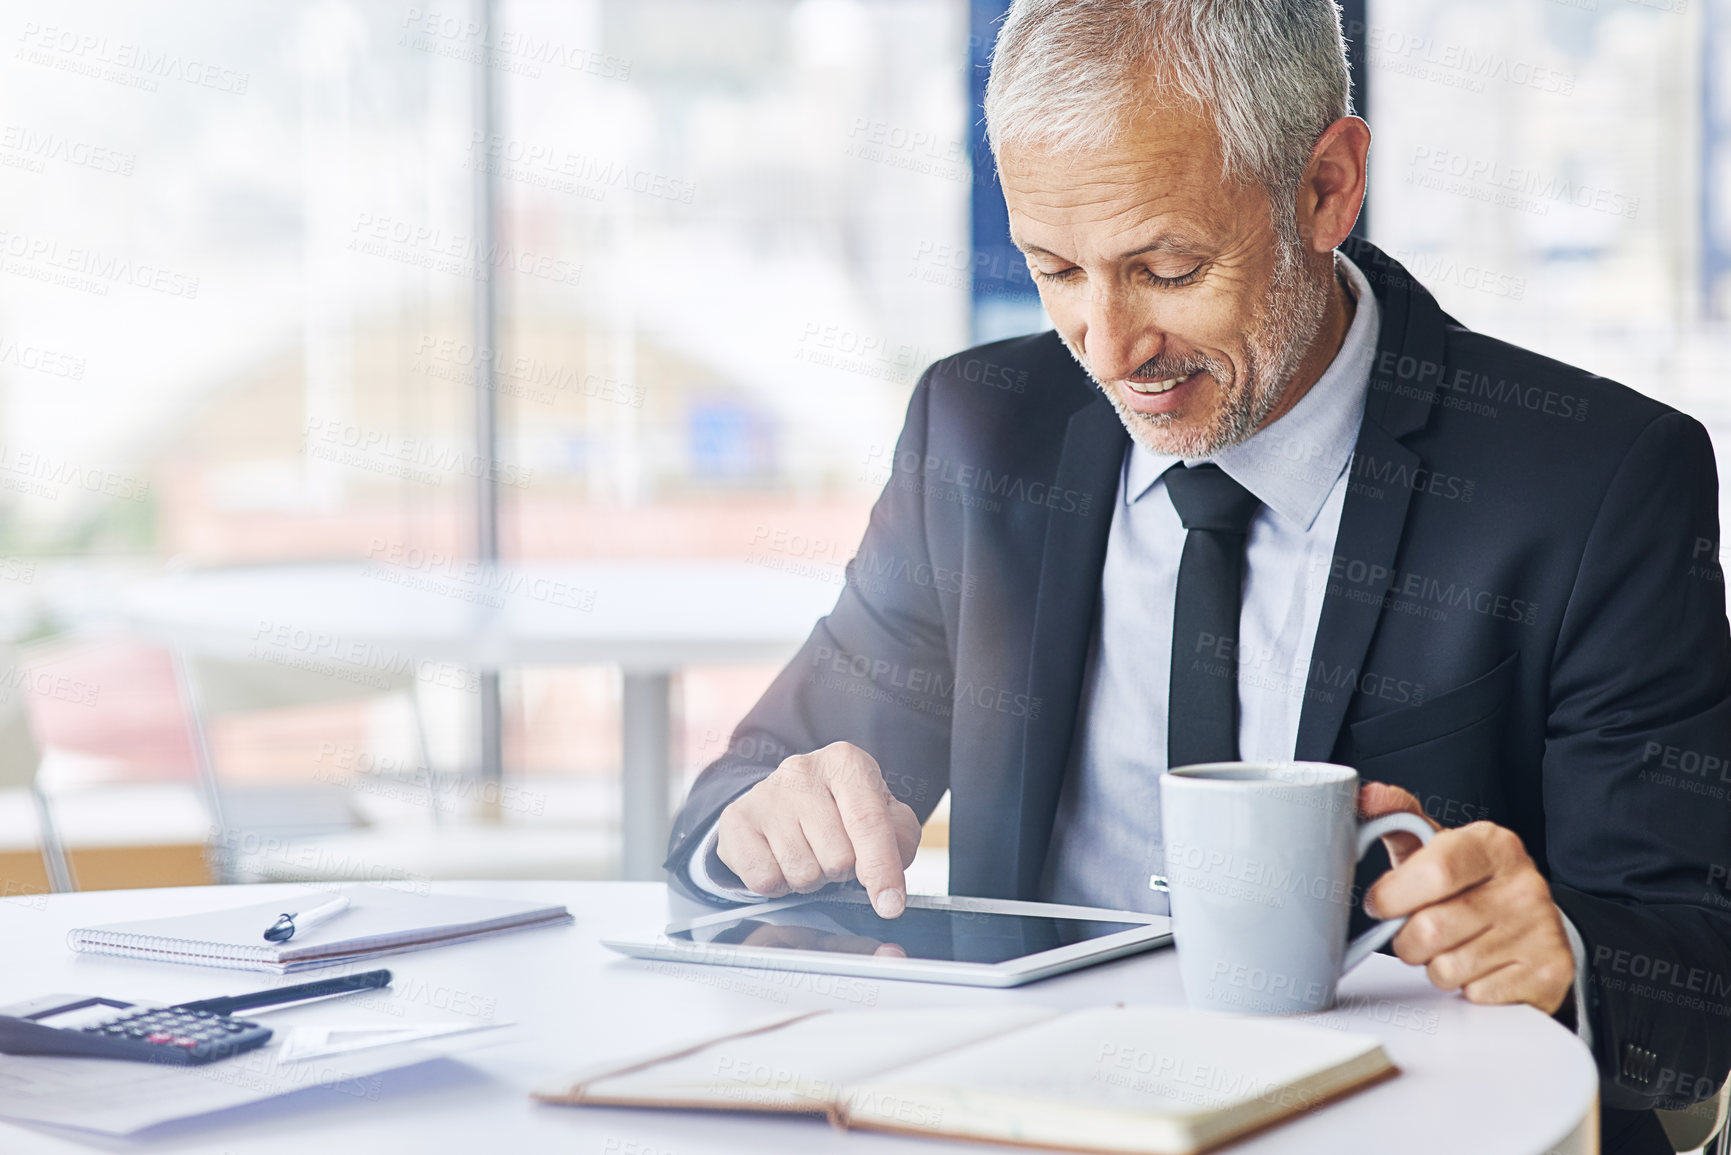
666,239,1731,1112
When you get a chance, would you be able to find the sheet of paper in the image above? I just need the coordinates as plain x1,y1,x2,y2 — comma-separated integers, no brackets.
0,1038,444,1135
0,996,509,1138
275,1019,506,1062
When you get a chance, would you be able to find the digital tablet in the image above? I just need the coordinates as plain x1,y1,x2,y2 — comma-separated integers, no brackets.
601,892,1171,987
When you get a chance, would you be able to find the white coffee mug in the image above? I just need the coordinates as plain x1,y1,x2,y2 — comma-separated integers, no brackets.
1159,761,1435,1015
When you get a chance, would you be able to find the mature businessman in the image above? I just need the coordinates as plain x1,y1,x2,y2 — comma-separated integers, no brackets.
665,2,1731,1149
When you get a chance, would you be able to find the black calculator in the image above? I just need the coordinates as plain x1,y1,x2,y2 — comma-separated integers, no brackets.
0,995,273,1065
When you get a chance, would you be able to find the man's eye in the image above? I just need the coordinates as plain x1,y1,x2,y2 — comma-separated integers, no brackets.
1146,265,1204,288
1032,266,1080,284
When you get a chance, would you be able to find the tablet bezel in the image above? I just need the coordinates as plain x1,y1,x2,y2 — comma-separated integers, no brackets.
601,892,1172,988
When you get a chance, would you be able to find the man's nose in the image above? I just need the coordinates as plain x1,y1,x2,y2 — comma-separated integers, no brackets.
1082,287,1161,381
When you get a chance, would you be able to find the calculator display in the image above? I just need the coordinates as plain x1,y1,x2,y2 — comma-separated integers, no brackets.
33,1002,126,1030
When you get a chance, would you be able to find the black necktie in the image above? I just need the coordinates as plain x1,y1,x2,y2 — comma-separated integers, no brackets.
1165,463,1262,768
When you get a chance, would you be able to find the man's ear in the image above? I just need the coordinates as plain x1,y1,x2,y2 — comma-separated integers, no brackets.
1296,116,1371,253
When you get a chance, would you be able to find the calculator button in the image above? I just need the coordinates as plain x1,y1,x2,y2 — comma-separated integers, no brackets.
146,1032,173,1043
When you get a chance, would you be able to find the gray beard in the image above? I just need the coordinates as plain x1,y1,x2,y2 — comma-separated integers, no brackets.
1064,240,1333,459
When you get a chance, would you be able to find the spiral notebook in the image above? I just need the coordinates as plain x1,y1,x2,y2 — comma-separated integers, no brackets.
67,887,573,973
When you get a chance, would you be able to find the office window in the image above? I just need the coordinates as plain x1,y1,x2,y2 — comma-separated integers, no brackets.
1366,0,1728,526
0,0,971,884
486,0,970,783
1,3,483,563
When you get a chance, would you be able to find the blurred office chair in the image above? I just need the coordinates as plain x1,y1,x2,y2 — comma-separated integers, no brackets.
176,651,437,881
179,650,616,884
1657,1082,1730,1154
0,646,75,892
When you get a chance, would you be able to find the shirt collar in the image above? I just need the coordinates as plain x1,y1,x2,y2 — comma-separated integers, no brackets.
1124,250,1380,531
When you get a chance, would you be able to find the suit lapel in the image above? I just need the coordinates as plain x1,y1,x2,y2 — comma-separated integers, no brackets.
1011,394,1126,897
1293,423,1418,761
1295,240,1448,761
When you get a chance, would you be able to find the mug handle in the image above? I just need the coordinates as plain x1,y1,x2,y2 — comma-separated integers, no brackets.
1341,812,1437,974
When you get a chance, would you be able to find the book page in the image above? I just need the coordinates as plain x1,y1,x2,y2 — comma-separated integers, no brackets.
579,1006,1061,1111
842,1006,1391,1153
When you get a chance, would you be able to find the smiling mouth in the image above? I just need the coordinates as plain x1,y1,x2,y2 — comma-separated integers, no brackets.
1124,370,1201,396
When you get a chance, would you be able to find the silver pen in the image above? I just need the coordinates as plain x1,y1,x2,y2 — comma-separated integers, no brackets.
263,895,351,943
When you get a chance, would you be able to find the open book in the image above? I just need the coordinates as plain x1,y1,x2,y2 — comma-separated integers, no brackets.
534,1005,1396,1155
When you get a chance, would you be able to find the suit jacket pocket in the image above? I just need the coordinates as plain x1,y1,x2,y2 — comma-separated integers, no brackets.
1347,652,1518,761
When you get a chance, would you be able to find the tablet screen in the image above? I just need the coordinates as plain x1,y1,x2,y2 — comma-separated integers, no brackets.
670,897,1147,964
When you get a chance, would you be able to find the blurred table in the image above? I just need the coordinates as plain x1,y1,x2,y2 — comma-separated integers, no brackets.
0,881,1600,1154
108,562,839,879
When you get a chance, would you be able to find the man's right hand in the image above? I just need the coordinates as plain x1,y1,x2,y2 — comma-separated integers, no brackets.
714,741,921,918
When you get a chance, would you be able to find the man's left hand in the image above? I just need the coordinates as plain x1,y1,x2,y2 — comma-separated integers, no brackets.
1360,782,1575,1014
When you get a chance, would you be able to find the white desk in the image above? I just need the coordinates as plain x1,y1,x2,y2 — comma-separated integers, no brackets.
97,563,839,879
0,882,1599,1154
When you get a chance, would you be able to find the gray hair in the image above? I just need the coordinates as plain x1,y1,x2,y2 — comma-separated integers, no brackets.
983,0,1352,204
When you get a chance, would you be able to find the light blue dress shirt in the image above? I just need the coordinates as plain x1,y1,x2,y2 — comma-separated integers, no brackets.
1038,251,1379,913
